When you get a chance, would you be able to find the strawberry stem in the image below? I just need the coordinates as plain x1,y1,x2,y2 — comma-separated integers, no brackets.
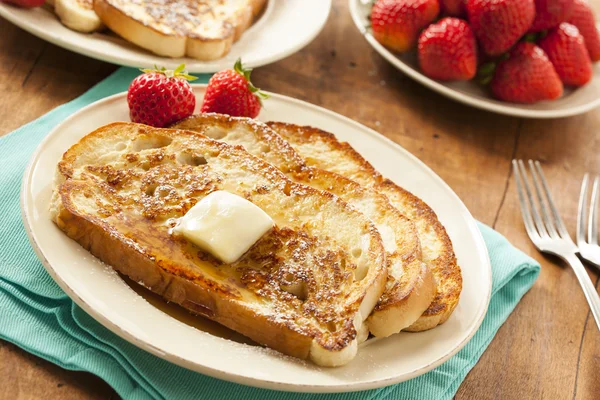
537,30,549,40
233,58,253,82
477,62,497,85
233,58,269,103
140,64,198,81
478,62,496,76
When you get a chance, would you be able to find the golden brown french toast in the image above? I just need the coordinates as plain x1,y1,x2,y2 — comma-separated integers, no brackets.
93,0,266,60
266,122,462,332
51,122,388,366
172,114,436,337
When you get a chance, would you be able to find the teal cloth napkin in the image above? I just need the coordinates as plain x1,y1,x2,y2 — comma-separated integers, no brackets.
0,67,540,400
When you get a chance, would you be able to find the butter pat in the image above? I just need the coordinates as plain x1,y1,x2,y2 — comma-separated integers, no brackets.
174,191,273,264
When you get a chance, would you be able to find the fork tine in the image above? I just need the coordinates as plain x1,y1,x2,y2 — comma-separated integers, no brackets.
513,160,544,240
577,174,590,246
518,160,550,238
528,160,560,239
533,161,571,239
589,176,600,245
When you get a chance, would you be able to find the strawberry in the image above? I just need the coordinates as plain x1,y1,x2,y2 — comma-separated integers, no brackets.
418,18,477,80
370,0,440,53
441,0,465,16
0,0,45,7
538,23,593,86
465,0,536,56
530,0,576,32
567,0,600,61
201,59,267,118
127,65,197,128
491,42,563,103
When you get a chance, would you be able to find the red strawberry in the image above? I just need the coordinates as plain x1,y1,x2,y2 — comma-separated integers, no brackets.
465,0,536,56
127,65,197,128
539,23,593,86
441,0,465,16
418,18,478,80
530,0,576,32
0,0,45,7
491,42,563,103
370,0,440,53
201,59,267,118
567,0,600,61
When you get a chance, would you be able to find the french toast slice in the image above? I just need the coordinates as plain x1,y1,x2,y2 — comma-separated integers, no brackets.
53,0,104,33
172,114,436,337
51,122,387,366
93,0,266,60
266,122,462,332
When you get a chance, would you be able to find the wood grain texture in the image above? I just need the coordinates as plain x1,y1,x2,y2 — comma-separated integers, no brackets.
1,0,600,398
0,341,116,400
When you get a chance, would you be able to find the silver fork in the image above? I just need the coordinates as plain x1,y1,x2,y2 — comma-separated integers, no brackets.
577,174,600,269
513,160,600,330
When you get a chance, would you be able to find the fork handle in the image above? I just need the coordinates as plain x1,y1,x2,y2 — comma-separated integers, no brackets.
564,253,600,330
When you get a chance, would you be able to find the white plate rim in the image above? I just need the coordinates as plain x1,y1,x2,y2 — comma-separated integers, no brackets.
0,0,332,73
20,86,492,393
348,0,600,119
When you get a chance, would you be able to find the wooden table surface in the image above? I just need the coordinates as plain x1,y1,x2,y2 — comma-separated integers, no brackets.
1,1,600,398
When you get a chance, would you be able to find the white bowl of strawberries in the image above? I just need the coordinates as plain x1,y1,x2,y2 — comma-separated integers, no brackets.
350,0,600,118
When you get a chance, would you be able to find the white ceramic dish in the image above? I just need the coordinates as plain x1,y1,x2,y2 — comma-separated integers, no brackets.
21,86,492,392
349,0,600,119
0,0,331,73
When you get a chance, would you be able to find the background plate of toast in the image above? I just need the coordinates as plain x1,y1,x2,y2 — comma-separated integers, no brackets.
21,87,492,392
0,0,331,72
349,0,600,119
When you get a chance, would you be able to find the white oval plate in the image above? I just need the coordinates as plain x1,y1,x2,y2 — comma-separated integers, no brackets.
21,86,491,393
349,0,600,119
0,0,330,73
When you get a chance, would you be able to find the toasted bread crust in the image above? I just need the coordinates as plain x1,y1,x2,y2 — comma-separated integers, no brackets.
94,0,188,58
93,0,266,60
172,114,436,336
53,122,387,366
378,180,461,331
267,122,462,331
